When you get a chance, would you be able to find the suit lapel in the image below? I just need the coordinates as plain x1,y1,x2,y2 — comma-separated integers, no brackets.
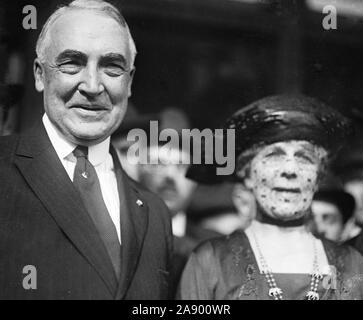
14,124,118,296
110,147,149,300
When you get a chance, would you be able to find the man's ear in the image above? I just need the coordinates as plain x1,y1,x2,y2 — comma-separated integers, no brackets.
127,67,135,98
34,58,45,92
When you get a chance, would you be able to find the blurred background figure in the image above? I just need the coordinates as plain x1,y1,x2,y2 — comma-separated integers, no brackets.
111,103,158,181
139,144,196,236
0,51,25,136
138,139,198,299
333,145,363,254
187,182,256,239
310,189,355,242
334,146,363,244
130,106,201,297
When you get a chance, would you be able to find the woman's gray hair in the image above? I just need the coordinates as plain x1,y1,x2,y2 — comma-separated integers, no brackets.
35,0,137,67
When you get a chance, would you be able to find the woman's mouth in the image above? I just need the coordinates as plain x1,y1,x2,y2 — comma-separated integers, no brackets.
273,187,301,193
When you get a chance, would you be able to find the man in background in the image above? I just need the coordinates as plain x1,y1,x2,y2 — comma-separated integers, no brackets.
138,143,197,298
310,188,355,242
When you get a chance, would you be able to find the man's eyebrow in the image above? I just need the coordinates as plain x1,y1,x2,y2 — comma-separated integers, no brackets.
100,53,128,66
55,50,87,63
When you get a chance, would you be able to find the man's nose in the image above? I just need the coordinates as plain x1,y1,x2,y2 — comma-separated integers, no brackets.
78,65,104,96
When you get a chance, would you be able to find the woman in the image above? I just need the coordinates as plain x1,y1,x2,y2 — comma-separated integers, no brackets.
178,95,363,300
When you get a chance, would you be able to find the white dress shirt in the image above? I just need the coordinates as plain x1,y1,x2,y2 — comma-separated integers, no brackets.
43,114,121,243
172,211,187,238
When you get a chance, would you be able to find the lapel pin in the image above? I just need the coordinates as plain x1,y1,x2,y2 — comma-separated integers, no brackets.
136,199,143,207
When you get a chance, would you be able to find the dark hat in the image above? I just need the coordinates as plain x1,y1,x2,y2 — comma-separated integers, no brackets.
313,189,355,223
187,94,354,184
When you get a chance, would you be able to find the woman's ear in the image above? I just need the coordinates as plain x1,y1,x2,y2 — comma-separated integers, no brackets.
238,164,254,190
244,176,254,190
232,183,256,221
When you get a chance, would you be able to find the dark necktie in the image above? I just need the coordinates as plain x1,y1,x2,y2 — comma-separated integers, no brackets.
72,146,121,279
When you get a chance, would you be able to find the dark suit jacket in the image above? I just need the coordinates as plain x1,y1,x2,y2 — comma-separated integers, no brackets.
0,124,173,300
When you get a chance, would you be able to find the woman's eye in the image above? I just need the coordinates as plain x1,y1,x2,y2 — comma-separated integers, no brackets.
298,155,314,164
265,151,280,158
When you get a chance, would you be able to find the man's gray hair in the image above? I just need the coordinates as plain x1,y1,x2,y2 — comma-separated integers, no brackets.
35,0,137,68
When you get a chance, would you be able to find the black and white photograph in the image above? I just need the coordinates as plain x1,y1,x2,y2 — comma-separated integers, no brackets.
1,0,363,305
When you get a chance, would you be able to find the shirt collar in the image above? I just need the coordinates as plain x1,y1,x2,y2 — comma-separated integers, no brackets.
42,113,110,167
172,211,187,237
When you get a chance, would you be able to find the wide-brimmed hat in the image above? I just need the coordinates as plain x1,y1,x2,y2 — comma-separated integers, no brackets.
187,94,354,184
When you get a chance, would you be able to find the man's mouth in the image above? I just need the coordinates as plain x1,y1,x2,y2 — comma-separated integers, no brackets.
158,185,178,197
71,104,108,111
273,187,301,193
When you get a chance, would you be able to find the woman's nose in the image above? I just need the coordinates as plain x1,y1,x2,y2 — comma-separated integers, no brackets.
281,171,298,179
280,158,298,179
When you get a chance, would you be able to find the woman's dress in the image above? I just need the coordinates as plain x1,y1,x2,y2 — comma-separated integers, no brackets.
178,230,363,300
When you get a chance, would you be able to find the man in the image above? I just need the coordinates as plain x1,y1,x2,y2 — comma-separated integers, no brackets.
334,149,363,254
138,143,197,298
310,189,355,242
0,0,172,299
139,145,196,231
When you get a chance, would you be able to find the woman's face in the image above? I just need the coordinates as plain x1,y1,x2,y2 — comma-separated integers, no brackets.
243,140,326,221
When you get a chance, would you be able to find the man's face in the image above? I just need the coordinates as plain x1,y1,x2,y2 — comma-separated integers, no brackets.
311,200,344,241
34,10,134,146
139,147,196,216
244,140,325,221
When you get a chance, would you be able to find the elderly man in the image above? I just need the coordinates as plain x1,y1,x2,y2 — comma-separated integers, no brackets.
0,0,172,299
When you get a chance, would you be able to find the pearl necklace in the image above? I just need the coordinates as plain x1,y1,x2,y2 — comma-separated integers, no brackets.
251,231,323,300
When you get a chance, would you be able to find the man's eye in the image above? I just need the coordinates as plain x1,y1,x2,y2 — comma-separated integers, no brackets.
104,65,126,77
58,62,82,74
